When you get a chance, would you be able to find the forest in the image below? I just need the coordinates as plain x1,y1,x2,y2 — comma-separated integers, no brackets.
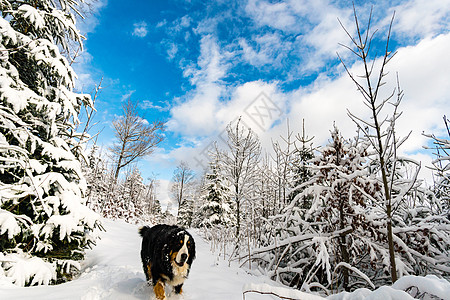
0,0,449,298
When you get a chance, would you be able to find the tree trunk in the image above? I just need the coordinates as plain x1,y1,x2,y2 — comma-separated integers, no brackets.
114,143,126,180
376,119,398,283
339,201,349,290
236,198,240,239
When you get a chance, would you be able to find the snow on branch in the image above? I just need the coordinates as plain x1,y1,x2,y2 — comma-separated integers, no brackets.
250,226,353,256
243,283,325,300
334,262,375,289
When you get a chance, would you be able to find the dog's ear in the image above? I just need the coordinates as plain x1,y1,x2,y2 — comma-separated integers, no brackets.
187,234,196,264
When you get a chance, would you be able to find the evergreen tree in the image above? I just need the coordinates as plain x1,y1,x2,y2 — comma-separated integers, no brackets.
0,0,100,286
199,157,234,228
253,127,384,290
302,126,380,290
177,196,194,227
121,166,145,222
221,118,261,239
150,198,162,221
83,145,108,212
288,119,315,208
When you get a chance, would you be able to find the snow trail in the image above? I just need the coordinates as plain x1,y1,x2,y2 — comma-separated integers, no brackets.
2,219,449,300
0,219,274,300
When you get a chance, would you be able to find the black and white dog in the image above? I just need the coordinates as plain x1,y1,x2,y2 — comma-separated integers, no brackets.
139,224,196,300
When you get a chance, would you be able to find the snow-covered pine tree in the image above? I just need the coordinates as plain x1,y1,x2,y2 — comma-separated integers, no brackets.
149,197,162,222
121,166,145,222
0,0,100,286
221,118,261,239
83,145,109,212
288,119,315,208
198,156,234,228
250,126,385,291
177,196,194,227
300,126,382,290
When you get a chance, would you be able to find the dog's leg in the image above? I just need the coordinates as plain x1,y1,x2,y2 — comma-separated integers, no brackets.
146,263,152,281
142,261,152,282
174,284,183,294
153,280,166,300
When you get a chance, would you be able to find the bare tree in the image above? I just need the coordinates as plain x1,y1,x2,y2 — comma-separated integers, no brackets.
110,98,165,180
170,161,196,213
337,6,421,283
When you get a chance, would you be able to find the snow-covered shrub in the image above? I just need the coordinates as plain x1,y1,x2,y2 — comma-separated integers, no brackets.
252,127,384,291
0,0,101,285
246,127,450,292
424,116,450,215
85,155,163,224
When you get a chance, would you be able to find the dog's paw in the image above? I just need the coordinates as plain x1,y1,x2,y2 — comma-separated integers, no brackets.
169,294,184,300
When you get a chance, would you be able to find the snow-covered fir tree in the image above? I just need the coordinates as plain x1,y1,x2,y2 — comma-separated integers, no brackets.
0,0,100,286
288,120,315,207
198,156,234,228
83,145,109,212
253,127,385,291
243,126,450,292
221,118,261,239
121,166,145,222
177,196,194,227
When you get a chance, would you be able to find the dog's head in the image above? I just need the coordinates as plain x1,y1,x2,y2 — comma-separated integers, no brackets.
165,227,196,268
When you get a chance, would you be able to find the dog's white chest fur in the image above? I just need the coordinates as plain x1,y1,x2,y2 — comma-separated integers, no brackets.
169,260,189,286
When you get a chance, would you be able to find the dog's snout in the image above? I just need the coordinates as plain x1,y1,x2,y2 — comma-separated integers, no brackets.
180,253,188,261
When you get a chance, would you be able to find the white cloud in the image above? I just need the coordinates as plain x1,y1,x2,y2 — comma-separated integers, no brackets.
156,19,167,28
166,28,450,183
385,0,450,40
243,0,355,73
166,42,178,61
388,33,450,152
132,21,148,38
239,32,291,68
121,90,136,102
167,35,228,136
141,100,171,112
245,0,297,32
172,15,192,32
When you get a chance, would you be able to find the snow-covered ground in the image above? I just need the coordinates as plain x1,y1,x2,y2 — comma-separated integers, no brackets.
1,219,449,300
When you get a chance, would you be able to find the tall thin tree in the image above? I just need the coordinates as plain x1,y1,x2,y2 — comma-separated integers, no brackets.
337,6,420,283
170,161,195,214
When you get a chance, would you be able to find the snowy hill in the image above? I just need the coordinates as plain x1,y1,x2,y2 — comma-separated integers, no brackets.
1,219,449,300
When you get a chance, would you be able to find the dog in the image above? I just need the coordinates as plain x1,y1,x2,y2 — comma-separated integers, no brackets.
139,224,196,300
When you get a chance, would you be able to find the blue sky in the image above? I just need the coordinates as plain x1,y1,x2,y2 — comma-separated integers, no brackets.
74,0,450,207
